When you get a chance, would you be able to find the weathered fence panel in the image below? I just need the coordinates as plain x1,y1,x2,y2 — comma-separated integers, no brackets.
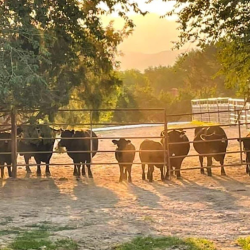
191,97,250,125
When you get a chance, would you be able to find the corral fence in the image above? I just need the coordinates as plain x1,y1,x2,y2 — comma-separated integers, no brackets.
191,97,250,125
0,107,249,180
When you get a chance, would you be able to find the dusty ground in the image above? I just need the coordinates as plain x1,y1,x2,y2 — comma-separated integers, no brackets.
0,125,250,250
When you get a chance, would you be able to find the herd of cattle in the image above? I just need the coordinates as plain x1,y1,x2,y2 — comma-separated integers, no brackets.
0,125,250,182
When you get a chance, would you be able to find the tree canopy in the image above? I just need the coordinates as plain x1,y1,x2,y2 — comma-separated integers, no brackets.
0,0,143,120
166,0,250,94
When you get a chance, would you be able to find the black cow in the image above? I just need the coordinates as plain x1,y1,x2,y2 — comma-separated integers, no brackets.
0,133,12,178
237,133,250,175
193,126,228,176
58,130,98,177
18,127,56,176
112,138,135,182
139,139,165,182
161,129,190,179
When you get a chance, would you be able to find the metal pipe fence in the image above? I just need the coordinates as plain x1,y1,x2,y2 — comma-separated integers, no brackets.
0,108,249,179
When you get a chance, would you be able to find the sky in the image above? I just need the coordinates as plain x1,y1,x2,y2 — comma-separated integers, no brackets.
100,0,194,54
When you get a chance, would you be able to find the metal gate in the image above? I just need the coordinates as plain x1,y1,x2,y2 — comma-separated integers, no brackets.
0,108,249,179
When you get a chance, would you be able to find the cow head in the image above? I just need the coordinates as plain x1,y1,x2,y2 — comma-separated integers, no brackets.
161,129,187,142
238,134,250,151
112,138,131,149
58,130,74,148
200,132,227,152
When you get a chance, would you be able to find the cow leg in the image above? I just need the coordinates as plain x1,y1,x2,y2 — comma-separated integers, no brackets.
0,161,4,178
147,165,151,180
159,165,164,181
82,163,86,176
36,161,42,176
127,166,132,183
86,159,93,178
6,161,12,178
142,164,146,180
207,156,212,176
77,164,81,177
73,165,77,176
220,158,226,176
123,167,128,180
119,165,123,182
45,162,51,176
246,153,250,175
148,164,154,182
199,156,205,174
24,155,32,173
165,164,170,180
175,166,181,179
73,161,80,176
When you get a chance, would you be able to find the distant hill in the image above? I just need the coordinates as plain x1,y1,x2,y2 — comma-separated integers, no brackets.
102,13,195,71
117,49,189,71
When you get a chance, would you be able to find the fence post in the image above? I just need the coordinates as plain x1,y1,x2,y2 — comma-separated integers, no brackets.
237,110,243,165
164,109,171,180
217,99,220,123
90,110,93,164
11,109,17,178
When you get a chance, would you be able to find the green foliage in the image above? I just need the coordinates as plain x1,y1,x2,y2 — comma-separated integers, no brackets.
166,1,250,49
111,45,233,122
8,229,78,250
237,237,250,250
26,221,77,232
113,236,217,250
0,0,139,121
165,0,250,95
217,39,250,95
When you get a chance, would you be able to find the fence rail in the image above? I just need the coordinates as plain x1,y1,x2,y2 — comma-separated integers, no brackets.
0,107,249,180
191,97,250,125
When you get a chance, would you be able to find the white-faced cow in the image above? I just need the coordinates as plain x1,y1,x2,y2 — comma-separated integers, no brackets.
161,129,190,179
17,126,57,176
193,126,228,176
112,138,135,182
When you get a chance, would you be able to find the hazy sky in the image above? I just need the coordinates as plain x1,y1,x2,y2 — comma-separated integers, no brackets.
101,1,194,54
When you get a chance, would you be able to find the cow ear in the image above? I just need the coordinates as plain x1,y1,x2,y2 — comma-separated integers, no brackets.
70,130,75,134
127,140,131,143
112,140,118,145
180,133,185,138
221,138,226,143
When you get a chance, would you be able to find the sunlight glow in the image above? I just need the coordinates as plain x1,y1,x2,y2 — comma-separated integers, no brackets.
99,0,177,19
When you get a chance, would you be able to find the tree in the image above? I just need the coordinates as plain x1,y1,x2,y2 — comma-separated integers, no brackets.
165,0,250,94
0,0,143,121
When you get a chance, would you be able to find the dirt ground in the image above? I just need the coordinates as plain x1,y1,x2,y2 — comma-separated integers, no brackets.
1,125,250,250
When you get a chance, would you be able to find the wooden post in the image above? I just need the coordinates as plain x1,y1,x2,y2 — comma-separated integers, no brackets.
11,110,17,178
90,110,93,163
237,110,243,165
164,109,171,180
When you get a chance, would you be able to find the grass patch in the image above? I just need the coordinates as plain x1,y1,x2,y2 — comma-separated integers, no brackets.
0,217,13,226
7,229,78,250
0,229,22,236
26,221,77,231
113,236,217,250
237,237,250,249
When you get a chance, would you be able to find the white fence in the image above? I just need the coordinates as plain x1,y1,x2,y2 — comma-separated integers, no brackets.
191,97,250,125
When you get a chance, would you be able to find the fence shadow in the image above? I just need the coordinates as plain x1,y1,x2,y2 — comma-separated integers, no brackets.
152,176,244,212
